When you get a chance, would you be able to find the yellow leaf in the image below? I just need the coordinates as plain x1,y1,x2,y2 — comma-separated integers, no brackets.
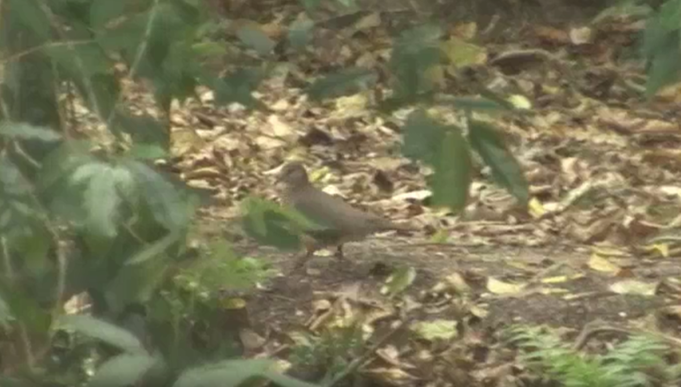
507,94,532,110
440,37,487,69
643,243,669,258
541,275,568,284
528,197,545,218
411,319,458,341
609,280,657,296
487,277,526,295
587,254,621,274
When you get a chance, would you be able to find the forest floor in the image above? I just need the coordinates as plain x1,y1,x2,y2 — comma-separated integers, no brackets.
122,1,681,385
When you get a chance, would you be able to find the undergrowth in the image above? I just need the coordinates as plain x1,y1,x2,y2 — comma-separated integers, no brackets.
510,326,681,387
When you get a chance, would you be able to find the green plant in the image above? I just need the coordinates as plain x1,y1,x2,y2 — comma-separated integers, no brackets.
289,324,365,383
510,325,681,387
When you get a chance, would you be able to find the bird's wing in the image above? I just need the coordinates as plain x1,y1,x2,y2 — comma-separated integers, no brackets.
292,186,384,232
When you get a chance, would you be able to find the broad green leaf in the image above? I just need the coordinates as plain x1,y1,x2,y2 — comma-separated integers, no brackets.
192,41,229,59
306,68,377,101
6,0,51,41
0,292,13,328
299,0,322,10
381,266,417,298
90,0,130,29
288,18,314,49
0,377,28,387
237,25,276,56
401,109,446,165
113,113,169,149
70,162,133,238
0,122,62,142
59,315,146,353
206,69,267,110
645,33,681,97
173,359,273,387
264,371,319,387
43,44,112,78
128,144,168,160
390,24,443,99
449,97,506,112
658,0,681,30
37,141,95,197
468,121,529,206
151,42,200,110
0,153,34,197
96,13,146,53
126,231,181,265
241,197,302,250
0,286,51,333
105,257,169,314
429,130,472,212
88,353,159,387
124,160,193,231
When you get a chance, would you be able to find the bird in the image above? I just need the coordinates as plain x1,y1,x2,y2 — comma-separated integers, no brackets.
277,161,416,265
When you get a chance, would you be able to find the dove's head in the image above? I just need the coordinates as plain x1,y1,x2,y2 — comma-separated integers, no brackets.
278,161,310,188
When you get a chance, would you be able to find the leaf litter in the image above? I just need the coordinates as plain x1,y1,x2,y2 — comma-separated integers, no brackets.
70,2,681,385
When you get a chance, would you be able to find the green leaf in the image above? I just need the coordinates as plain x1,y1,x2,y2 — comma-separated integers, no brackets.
468,120,529,206
306,68,377,101
0,292,13,328
645,33,681,97
88,353,159,387
658,0,681,30
113,113,169,149
299,0,322,10
449,97,506,112
381,266,416,298
264,371,319,387
173,360,273,387
124,160,193,231
429,129,472,212
95,12,146,53
193,41,229,59
128,144,168,160
236,25,276,56
43,44,112,78
390,24,443,99
125,231,181,265
70,162,134,238
241,197,303,250
6,0,52,41
204,69,267,110
402,109,446,165
90,0,130,29
59,315,146,353
0,122,62,142
0,285,51,333
0,377,29,387
288,18,314,49
105,257,169,314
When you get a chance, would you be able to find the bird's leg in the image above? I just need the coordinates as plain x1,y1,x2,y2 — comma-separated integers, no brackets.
334,244,345,260
294,239,317,269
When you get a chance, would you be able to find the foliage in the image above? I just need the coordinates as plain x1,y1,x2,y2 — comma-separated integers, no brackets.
510,326,681,387
289,324,365,383
0,122,300,385
640,0,681,95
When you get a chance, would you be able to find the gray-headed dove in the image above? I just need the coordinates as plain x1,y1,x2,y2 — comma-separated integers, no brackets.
277,161,416,263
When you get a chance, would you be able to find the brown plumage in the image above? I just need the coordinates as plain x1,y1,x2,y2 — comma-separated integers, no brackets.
277,161,416,263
